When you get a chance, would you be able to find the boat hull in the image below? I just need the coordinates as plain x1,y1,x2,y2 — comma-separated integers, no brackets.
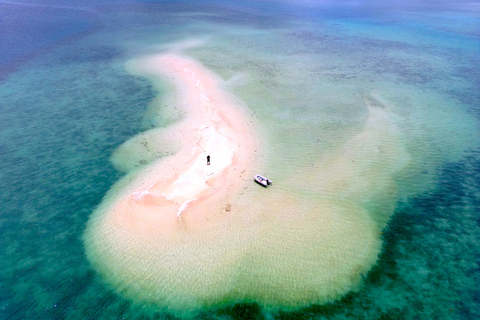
254,174,271,187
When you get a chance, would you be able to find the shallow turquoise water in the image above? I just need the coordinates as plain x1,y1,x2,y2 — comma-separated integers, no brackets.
0,1,479,319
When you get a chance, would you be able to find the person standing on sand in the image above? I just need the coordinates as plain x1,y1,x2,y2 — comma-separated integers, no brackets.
207,155,210,165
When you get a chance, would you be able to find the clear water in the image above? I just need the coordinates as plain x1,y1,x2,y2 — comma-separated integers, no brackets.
1,0,479,319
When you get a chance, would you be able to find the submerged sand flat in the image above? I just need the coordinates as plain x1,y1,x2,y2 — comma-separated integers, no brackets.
84,49,409,317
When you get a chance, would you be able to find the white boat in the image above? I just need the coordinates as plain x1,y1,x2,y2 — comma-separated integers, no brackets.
254,174,272,187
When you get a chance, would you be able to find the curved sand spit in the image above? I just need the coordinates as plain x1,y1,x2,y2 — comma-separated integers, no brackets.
84,51,409,317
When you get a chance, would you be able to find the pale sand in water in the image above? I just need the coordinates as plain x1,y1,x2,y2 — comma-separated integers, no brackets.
84,51,404,316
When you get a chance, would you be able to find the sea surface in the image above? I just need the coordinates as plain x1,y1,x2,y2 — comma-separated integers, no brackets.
1,0,479,319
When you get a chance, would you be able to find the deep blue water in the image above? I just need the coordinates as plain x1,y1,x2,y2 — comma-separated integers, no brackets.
0,1,99,79
0,1,479,319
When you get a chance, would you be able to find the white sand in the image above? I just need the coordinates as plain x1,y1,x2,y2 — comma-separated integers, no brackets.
102,53,259,235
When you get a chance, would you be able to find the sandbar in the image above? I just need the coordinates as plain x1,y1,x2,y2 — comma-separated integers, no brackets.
84,50,394,317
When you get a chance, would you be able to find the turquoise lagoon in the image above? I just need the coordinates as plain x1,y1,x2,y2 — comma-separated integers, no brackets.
0,1,479,319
